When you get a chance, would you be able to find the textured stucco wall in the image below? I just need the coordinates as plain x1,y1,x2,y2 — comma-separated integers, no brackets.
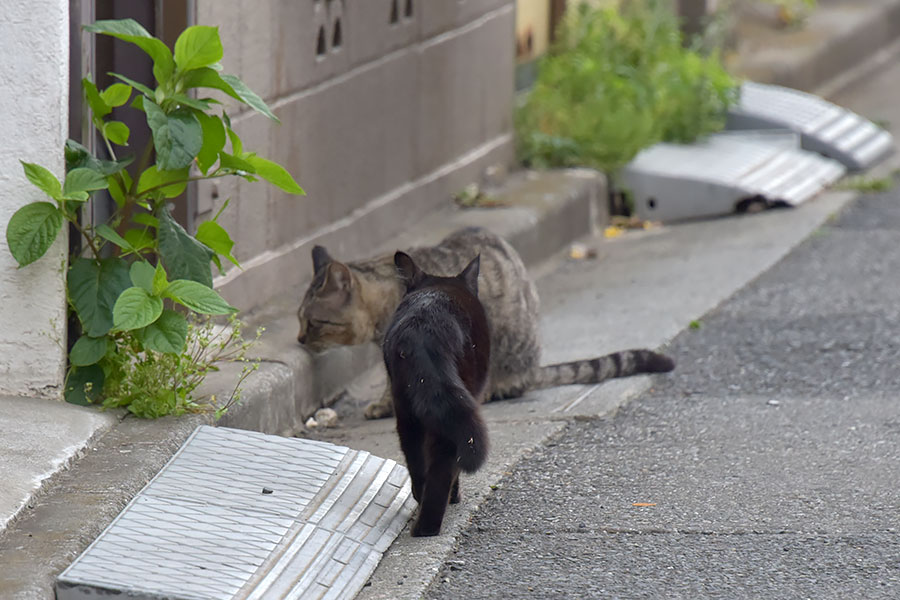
0,2,69,398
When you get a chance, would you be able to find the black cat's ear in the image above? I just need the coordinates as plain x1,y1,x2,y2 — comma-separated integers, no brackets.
312,245,332,274
394,251,423,289
459,254,480,296
321,261,352,294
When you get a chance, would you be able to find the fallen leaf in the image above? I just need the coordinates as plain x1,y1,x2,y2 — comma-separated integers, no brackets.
568,242,598,260
603,226,624,239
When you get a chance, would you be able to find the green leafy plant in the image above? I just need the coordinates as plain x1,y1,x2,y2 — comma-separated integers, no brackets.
6,19,303,417
516,0,739,174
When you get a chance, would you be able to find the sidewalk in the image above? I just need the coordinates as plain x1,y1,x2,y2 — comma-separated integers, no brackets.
3,0,900,597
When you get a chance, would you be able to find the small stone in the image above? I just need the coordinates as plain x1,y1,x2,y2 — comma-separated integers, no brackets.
447,560,465,570
262,487,273,495
767,399,780,406
305,417,318,428
314,407,339,428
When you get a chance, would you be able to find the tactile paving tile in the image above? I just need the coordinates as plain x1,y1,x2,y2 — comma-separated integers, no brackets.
56,426,415,600
728,81,894,171
623,131,846,222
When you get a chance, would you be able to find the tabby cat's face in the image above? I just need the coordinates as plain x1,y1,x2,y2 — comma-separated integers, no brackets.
297,248,372,352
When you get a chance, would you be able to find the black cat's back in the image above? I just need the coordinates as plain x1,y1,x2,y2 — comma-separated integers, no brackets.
383,252,490,536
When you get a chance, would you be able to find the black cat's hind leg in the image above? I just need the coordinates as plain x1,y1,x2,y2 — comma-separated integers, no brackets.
412,433,456,537
395,411,426,503
449,470,461,504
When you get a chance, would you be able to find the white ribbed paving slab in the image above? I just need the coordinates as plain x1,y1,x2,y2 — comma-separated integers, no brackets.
56,426,415,600
623,131,846,222
728,81,894,171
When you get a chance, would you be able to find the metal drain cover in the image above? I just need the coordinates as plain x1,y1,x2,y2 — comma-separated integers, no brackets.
728,81,894,171
623,131,846,222
56,426,415,600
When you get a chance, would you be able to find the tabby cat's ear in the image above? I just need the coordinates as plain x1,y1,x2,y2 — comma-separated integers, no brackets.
459,254,480,296
312,245,332,274
394,251,423,289
321,261,352,294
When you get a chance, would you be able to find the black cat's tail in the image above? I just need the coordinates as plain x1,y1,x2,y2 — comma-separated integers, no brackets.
412,379,489,474
532,349,674,390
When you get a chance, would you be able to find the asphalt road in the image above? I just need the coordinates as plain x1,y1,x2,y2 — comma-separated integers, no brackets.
426,189,900,599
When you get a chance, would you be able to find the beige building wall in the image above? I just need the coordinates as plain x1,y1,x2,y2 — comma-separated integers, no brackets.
195,0,516,312
516,0,551,60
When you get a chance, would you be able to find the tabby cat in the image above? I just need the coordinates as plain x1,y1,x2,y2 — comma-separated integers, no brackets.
298,226,674,419
383,251,489,536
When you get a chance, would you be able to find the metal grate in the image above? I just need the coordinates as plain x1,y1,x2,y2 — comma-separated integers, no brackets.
728,81,894,171
57,426,415,600
623,131,846,222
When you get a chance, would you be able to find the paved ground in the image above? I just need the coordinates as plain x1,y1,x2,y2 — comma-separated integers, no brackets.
426,185,900,599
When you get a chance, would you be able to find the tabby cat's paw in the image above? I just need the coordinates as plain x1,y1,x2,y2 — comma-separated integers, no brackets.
364,399,394,420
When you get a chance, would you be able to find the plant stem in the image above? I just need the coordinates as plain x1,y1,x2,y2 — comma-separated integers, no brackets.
118,140,155,238
102,133,118,162
130,141,155,196
69,217,102,259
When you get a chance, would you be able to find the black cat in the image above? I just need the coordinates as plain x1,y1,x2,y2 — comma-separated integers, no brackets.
382,251,490,537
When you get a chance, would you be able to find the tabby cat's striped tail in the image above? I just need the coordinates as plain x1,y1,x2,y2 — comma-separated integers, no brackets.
533,349,674,389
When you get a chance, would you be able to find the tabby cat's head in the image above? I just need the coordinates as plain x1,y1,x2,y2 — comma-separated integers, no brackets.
296,245,373,352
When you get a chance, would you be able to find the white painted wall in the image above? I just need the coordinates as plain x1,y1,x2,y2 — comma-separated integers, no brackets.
0,1,69,399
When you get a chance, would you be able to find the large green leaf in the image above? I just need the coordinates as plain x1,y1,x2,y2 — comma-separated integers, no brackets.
132,213,159,228
195,112,226,174
21,161,62,200
144,100,203,170
65,139,134,175
70,335,109,367
195,220,239,267
112,286,164,331
63,168,109,197
244,154,304,195
157,206,214,287
139,309,187,354
96,224,139,255
65,365,105,406
103,121,130,146
165,279,236,314
6,202,64,267
129,261,155,291
109,72,155,99
123,228,155,253
218,151,256,174
100,83,132,107
220,74,279,122
183,68,279,122
174,25,223,72
136,165,190,198
82,78,111,119
84,20,175,85
169,93,213,112
68,257,131,337
152,262,169,295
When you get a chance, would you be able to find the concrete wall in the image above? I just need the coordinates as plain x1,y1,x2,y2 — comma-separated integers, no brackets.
0,1,69,399
195,0,516,311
